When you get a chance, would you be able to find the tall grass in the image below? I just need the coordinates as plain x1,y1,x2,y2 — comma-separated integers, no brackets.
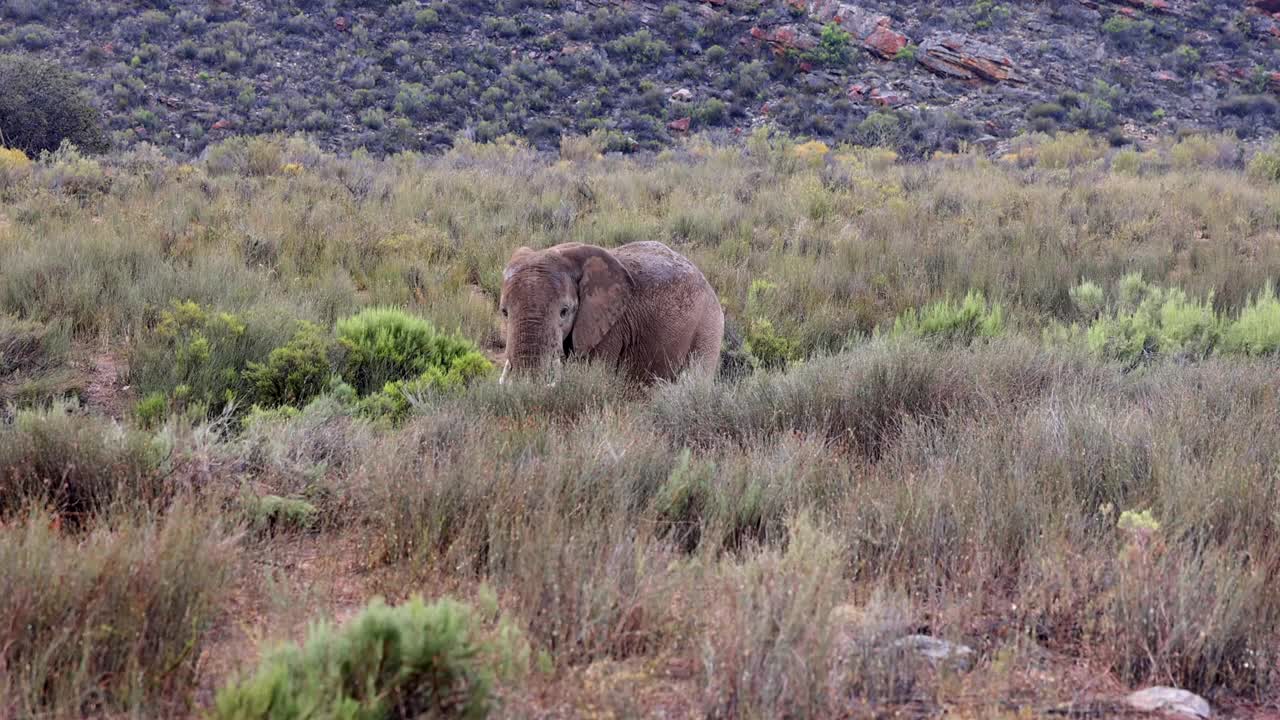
0,505,236,718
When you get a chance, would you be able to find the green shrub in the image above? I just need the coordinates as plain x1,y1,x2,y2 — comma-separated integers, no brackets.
336,307,492,397
1247,140,1280,183
804,23,854,67
744,318,797,371
0,54,107,154
130,300,289,420
891,291,1004,345
240,493,317,535
243,321,335,409
1069,280,1105,319
1074,275,1222,366
1221,283,1280,356
213,596,513,720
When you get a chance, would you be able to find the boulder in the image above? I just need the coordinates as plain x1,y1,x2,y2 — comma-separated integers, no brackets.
917,33,1024,84
1250,0,1280,11
864,26,909,59
333,15,350,32
670,88,694,102
668,117,691,132
892,634,975,671
749,24,817,54
1125,687,1211,719
211,119,233,131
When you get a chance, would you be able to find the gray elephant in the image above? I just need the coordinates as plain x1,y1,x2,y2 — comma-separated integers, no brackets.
498,240,724,384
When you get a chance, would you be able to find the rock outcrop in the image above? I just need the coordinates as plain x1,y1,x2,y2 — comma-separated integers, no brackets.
916,33,1024,84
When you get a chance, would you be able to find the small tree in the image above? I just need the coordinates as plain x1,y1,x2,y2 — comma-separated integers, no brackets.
0,54,108,154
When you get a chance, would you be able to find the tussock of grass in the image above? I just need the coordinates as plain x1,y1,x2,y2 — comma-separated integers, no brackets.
0,505,235,718
0,401,163,522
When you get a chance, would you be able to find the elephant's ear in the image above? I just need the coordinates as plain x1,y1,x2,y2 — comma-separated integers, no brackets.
560,245,635,354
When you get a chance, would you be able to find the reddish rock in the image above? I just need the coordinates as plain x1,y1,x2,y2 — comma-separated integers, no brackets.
864,26,908,58
1153,70,1177,82
799,61,814,72
917,33,1024,84
848,83,868,97
333,15,350,31
211,119,232,131
668,117,691,132
748,24,817,54
869,89,907,107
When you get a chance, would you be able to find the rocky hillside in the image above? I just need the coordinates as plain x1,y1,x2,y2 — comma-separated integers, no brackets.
3,0,1280,157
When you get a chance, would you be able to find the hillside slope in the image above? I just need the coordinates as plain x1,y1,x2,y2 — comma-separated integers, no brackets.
3,0,1280,156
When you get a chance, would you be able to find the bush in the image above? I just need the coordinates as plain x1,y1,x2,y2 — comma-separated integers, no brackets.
130,300,289,420
0,506,234,717
1071,275,1222,366
0,145,31,189
243,321,335,409
1221,283,1280,356
1247,140,1280,183
804,23,854,67
240,492,318,535
0,54,107,154
891,291,1004,345
213,596,515,720
336,307,492,397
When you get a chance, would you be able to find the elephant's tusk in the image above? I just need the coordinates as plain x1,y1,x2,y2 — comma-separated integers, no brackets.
498,360,510,385
547,356,563,387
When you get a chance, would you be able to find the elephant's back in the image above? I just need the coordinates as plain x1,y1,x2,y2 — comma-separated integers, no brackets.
613,240,712,293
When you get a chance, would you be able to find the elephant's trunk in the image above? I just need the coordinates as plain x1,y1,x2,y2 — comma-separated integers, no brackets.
501,321,555,384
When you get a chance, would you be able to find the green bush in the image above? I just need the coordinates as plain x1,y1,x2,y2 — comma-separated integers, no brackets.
0,54,107,154
130,300,290,420
744,318,797,372
243,321,335,408
336,307,492,397
1247,140,1280,183
805,23,854,67
213,596,510,720
891,291,1004,345
1069,275,1221,366
240,493,318,535
1221,283,1280,356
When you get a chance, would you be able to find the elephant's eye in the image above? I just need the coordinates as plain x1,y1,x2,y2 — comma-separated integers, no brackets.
560,306,570,318
501,307,507,318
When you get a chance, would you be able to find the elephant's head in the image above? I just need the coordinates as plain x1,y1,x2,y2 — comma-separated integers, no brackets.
498,243,635,385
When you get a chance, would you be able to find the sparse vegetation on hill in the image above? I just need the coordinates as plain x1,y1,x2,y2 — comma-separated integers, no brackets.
2,132,1280,717
3,1,1280,156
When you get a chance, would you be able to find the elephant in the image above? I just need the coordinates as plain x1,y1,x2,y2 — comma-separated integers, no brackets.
498,240,724,385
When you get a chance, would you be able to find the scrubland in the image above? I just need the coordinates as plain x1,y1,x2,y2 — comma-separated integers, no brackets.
1,130,1279,718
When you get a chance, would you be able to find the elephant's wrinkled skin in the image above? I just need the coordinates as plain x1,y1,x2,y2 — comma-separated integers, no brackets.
498,241,724,384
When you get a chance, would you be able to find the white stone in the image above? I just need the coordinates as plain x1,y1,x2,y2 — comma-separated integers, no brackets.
1125,687,1211,719
892,634,974,671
